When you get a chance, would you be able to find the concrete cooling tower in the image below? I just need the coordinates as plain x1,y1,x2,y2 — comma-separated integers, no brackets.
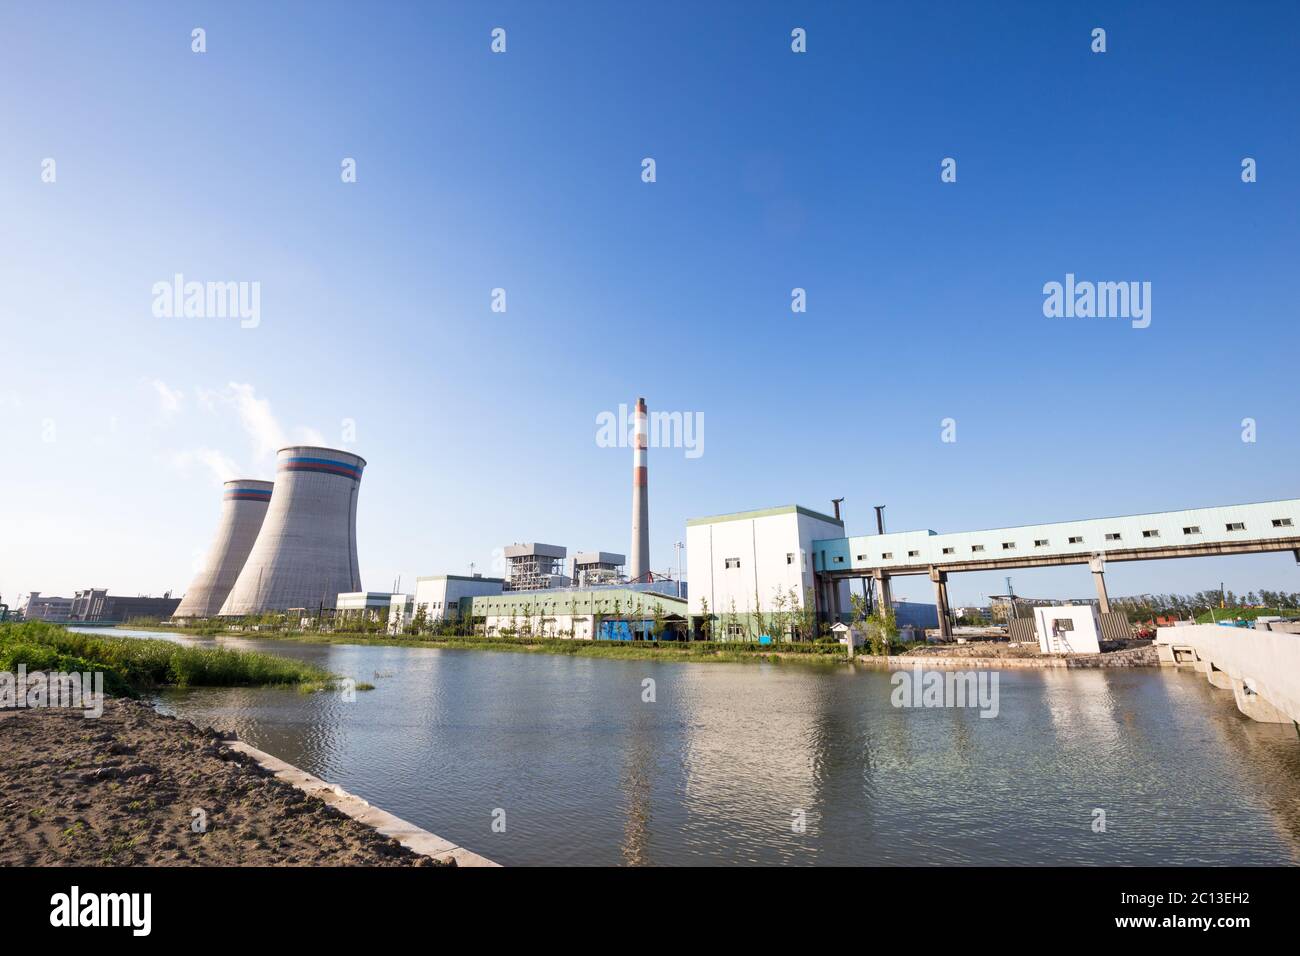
218,446,366,616
172,480,274,619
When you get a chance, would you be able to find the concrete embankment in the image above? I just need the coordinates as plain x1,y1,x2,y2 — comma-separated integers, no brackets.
1156,624,1300,725
856,645,1160,670
0,698,495,866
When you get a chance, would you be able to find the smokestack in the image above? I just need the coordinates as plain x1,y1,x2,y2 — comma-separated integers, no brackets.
219,446,366,615
629,397,650,582
173,480,273,619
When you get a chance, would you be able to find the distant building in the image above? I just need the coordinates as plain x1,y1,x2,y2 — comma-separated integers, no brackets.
503,543,569,591
334,591,394,623
892,600,939,630
68,588,180,623
473,582,686,640
19,592,74,622
413,574,505,624
570,551,625,587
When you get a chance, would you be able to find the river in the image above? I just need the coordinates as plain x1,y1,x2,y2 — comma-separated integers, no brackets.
83,628,1300,866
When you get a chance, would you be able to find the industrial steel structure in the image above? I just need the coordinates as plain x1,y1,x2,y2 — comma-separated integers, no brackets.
812,497,1300,641
173,479,274,619
219,446,366,615
502,543,568,591
571,551,625,587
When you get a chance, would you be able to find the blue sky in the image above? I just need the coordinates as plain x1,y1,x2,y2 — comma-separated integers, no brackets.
2,1,1297,607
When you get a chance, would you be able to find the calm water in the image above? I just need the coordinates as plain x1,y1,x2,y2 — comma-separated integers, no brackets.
87,628,1300,866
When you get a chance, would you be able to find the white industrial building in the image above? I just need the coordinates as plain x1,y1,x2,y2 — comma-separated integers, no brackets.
334,591,394,622
413,574,505,623
686,505,851,640
1034,605,1103,654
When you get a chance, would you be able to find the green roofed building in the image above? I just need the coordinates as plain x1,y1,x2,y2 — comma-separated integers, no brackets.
470,583,687,640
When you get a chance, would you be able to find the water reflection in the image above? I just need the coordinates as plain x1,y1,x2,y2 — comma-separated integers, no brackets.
91,628,1300,866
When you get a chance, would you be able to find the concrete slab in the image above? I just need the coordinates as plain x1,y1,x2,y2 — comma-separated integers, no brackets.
226,740,498,867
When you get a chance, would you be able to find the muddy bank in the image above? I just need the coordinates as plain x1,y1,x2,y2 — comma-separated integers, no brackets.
0,698,445,866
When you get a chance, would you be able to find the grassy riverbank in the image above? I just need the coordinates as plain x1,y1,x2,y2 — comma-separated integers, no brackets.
2,621,334,695
122,623,858,664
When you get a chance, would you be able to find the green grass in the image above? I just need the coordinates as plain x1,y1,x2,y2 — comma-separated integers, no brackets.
1,621,333,695
1193,607,1300,624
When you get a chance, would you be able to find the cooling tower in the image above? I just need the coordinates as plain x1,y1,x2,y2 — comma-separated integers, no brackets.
629,397,650,582
218,446,366,615
172,480,274,619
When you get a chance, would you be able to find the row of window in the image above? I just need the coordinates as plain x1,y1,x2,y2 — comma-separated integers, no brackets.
726,553,802,569
854,518,1294,562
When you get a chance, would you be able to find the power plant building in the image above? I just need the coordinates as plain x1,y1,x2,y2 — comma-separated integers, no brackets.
18,592,73,622
68,588,181,623
502,543,569,591
173,480,274,619
472,582,686,640
413,574,505,622
686,505,850,640
220,446,366,615
571,551,625,587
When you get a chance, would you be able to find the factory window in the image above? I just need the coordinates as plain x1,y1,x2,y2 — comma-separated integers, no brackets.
833,556,844,564
881,552,893,560
1183,526,1201,535
1034,539,1049,547
971,544,985,553
1272,518,1293,528
724,557,741,569
1068,536,1083,544
786,553,795,565
1142,529,1159,538
1001,542,1015,550
1105,533,1121,542
908,550,920,557
855,554,866,561
942,547,955,555
1226,522,1246,532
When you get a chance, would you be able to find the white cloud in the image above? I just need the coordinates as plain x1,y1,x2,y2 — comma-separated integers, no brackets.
295,425,326,446
226,382,287,459
150,379,185,418
169,447,241,486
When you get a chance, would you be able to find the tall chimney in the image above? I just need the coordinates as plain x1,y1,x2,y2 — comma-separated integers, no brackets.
629,397,650,582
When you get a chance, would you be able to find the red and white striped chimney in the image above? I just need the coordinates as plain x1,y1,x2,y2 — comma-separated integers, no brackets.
629,397,650,582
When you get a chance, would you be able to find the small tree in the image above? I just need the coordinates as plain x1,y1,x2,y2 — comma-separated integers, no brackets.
698,597,713,642
864,608,898,656
651,601,667,641
794,587,817,642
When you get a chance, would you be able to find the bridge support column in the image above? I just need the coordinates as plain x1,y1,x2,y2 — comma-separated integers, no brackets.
1089,553,1111,615
929,567,953,642
873,570,893,616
